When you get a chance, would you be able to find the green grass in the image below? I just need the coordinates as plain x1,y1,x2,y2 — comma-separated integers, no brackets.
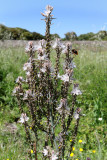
0,43,107,160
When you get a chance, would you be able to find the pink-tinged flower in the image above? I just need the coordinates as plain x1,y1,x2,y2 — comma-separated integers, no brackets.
51,150,58,160
71,84,82,95
41,5,53,17
23,90,34,100
13,86,22,95
38,54,47,60
40,61,51,73
43,148,48,156
23,62,32,71
58,69,73,82
16,76,24,84
52,38,65,50
18,113,29,123
62,42,72,54
56,98,70,115
74,108,81,120
25,41,36,53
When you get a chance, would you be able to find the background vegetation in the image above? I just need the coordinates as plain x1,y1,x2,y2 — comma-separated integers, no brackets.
0,41,107,159
1,24,107,41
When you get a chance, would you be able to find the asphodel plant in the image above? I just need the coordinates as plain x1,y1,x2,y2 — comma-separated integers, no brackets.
13,5,83,160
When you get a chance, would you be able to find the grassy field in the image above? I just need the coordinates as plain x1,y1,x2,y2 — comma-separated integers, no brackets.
0,41,107,160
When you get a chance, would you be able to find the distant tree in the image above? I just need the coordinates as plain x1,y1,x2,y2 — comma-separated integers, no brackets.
32,32,45,40
64,32,77,40
50,33,60,40
77,32,95,41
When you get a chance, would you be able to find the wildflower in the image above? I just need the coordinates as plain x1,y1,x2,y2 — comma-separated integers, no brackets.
72,147,75,151
30,127,32,130
62,42,72,54
25,41,36,53
13,86,22,95
7,159,9,160
51,150,58,160
79,139,82,143
71,84,82,95
41,5,53,17
70,139,72,142
38,54,47,60
87,157,91,160
43,148,48,156
76,159,79,160
79,148,83,152
98,118,102,121
31,150,33,154
23,62,32,71
92,150,96,153
74,108,81,120
52,38,65,50
23,89,34,100
16,76,24,84
18,113,29,124
56,98,70,115
70,153,74,157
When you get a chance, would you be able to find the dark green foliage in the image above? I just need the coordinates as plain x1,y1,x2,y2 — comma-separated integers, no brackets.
0,24,45,40
77,32,95,40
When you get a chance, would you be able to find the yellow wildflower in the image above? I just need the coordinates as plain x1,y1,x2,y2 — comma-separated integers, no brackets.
76,159,79,160
7,159,9,160
79,140,82,143
70,139,72,142
92,150,96,153
31,150,33,154
72,147,75,151
70,153,74,157
30,127,32,130
80,148,83,152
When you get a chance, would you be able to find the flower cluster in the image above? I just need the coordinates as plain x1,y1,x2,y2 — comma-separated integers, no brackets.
13,5,84,160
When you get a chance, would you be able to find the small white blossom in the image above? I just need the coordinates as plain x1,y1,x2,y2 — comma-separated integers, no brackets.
52,38,65,50
23,63,32,71
74,108,81,120
38,54,47,60
18,113,29,123
98,118,102,121
51,150,58,160
56,98,70,115
71,84,82,95
43,148,48,156
13,86,22,95
16,76,24,83
25,41,36,53
41,5,53,17
23,90,35,100
60,74,69,82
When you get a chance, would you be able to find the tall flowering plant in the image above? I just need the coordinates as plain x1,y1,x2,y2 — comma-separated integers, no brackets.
13,5,83,160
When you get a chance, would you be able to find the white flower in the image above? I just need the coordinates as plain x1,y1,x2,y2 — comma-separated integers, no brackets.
52,38,65,50
51,151,58,160
41,5,53,17
74,108,81,120
18,113,29,123
56,98,70,115
25,41,36,53
98,118,102,121
74,113,79,120
37,54,47,60
60,74,69,82
71,84,82,95
23,63,32,71
43,148,48,156
13,86,21,95
16,76,24,83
